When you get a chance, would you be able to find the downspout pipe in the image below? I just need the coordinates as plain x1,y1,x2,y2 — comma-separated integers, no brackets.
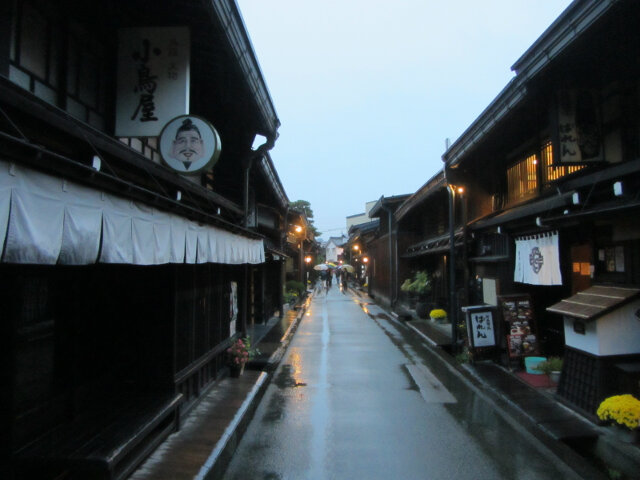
243,134,277,228
241,133,276,334
444,165,458,355
380,201,395,308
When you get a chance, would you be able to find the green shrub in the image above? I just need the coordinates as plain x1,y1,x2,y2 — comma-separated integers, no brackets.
285,280,305,295
284,291,298,305
534,356,563,375
400,271,431,295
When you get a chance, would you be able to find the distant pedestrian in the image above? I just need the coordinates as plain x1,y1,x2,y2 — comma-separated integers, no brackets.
341,270,349,294
326,270,332,290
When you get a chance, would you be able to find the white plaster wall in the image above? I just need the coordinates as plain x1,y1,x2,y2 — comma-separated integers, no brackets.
598,300,640,355
564,300,640,356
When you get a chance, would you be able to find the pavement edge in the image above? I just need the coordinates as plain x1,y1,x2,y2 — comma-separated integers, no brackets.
200,295,311,480
406,321,610,480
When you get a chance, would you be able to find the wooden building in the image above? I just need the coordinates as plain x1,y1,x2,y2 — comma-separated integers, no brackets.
367,195,410,306
346,218,379,288
0,1,289,478
441,0,640,415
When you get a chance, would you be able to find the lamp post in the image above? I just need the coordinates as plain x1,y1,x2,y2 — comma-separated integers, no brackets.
363,256,369,290
352,244,360,282
305,255,312,289
294,225,305,284
447,183,464,354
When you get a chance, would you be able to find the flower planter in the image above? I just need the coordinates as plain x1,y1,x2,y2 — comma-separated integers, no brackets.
416,302,430,319
230,363,245,378
549,371,561,384
608,425,639,444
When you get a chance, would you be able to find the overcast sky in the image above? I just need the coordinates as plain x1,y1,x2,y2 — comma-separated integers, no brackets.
237,0,573,238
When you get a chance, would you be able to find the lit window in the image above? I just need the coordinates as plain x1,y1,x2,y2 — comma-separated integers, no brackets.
540,141,585,186
507,154,538,204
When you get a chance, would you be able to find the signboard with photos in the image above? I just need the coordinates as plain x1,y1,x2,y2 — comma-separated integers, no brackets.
498,294,540,358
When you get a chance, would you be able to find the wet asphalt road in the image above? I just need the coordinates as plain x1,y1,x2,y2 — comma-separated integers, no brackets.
223,285,582,480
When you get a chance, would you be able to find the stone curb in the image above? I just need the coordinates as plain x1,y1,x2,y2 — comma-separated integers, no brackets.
201,295,311,479
406,322,608,480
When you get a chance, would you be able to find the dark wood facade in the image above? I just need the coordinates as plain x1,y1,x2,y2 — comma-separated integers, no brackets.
442,0,640,412
0,1,289,478
364,0,640,415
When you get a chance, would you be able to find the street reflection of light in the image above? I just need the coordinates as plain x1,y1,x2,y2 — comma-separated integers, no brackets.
289,350,303,376
363,306,369,315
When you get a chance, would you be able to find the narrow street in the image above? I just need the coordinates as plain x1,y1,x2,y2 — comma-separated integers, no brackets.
223,286,582,480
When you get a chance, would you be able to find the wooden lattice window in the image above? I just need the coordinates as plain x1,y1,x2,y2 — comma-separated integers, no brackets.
540,140,585,186
507,153,538,205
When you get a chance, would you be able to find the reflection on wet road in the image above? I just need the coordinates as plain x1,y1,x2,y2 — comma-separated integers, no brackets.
223,287,583,480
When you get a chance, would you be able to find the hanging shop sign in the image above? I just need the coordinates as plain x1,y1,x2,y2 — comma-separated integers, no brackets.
513,231,562,286
159,115,222,174
553,89,602,164
116,27,190,137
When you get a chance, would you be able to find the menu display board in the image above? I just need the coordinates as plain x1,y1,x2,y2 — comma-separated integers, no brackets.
499,294,540,358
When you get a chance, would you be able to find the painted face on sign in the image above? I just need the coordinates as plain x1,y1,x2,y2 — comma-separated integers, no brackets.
171,123,204,170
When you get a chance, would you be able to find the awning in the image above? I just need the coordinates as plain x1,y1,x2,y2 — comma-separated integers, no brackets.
470,191,575,231
402,230,464,258
0,160,264,265
547,285,640,321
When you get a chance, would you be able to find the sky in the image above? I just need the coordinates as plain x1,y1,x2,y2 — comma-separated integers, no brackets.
237,0,573,239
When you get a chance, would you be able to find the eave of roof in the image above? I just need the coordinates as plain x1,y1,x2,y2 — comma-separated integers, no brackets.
348,219,380,236
547,284,640,321
395,171,446,222
442,0,617,169
211,0,280,137
258,152,289,210
369,194,412,218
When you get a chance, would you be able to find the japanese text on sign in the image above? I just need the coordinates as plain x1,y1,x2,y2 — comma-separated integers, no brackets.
470,311,495,348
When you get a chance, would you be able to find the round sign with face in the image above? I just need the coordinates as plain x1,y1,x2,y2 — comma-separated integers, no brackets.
159,115,221,174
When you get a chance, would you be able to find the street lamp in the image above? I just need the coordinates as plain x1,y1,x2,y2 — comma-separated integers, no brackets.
304,255,312,288
292,224,306,284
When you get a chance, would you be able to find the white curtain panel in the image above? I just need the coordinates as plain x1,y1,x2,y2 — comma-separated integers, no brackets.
4,166,65,264
0,161,265,266
514,233,562,286
100,208,133,264
0,162,17,260
59,181,103,264
537,233,562,285
185,223,199,264
60,202,102,265
169,215,188,263
513,238,526,283
152,219,172,264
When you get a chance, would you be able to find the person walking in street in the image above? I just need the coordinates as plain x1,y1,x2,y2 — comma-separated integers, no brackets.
341,269,349,294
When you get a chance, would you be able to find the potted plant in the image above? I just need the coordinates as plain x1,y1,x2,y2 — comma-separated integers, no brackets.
597,394,640,443
429,308,447,324
400,278,417,308
400,271,431,317
227,336,260,377
534,356,563,383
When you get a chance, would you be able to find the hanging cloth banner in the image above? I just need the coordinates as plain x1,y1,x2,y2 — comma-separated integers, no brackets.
514,232,562,286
